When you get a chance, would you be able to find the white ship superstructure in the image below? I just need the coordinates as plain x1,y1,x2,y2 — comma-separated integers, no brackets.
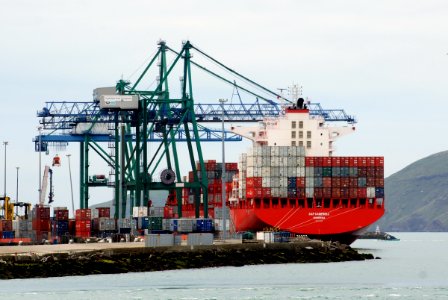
230,98,355,156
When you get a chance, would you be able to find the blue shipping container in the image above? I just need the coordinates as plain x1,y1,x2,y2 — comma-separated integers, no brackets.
2,231,15,239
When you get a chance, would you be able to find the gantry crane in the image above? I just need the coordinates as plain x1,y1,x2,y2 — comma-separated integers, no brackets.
34,40,357,219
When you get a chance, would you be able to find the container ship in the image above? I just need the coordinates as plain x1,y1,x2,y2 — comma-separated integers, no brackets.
179,98,385,244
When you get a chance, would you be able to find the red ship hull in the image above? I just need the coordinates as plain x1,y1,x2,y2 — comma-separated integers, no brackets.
230,203,384,244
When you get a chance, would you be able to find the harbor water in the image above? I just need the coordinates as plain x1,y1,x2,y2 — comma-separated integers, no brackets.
1,232,447,299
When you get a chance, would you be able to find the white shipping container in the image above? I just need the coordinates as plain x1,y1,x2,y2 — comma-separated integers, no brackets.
145,234,174,247
253,167,261,177
262,146,270,157
306,187,315,198
187,233,214,246
271,167,280,177
150,207,164,217
367,187,376,198
247,156,254,167
287,167,297,177
306,177,314,187
262,176,271,187
279,188,288,198
271,157,280,167
281,157,289,166
271,177,280,188
261,167,271,177
133,207,148,217
279,167,287,177
271,187,280,197
214,218,230,231
255,157,263,166
246,167,254,177
262,157,270,166
178,218,194,233
297,157,305,167
297,167,306,177
287,146,297,157
305,167,314,177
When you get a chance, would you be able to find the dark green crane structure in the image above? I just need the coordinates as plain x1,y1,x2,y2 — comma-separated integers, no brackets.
79,41,209,219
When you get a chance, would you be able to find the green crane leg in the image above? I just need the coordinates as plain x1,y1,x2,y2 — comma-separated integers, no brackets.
114,113,120,219
79,142,85,209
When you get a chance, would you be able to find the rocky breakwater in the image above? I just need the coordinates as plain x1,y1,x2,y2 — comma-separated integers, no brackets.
0,240,374,279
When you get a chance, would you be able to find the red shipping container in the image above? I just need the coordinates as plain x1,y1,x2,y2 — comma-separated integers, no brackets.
33,219,50,231
323,187,332,198
340,188,349,198
253,177,263,188
96,207,110,218
76,220,91,232
305,157,315,166
366,167,375,178
254,188,263,198
375,157,384,167
314,188,323,198
332,188,341,198
341,157,350,167
366,177,376,186
349,188,358,198
262,188,272,198
54,209,69,220
322,157,332,167
349,157,359,167
358,157,368,167
358,167,367,177
76,209,91,220
188,171,194,182
375,167,384,178
296,177,306,187
357,188,367,198
375,178,385,187
246,177,255,188
164,206,174,218
340,177,350,188
0,220,12,231
34,206,50,219
323,177,332,188
246,188,255,198
331,157,341,167
332,177,341,187
297,188,305,198
349,178,358,187
367,157,376,166
314,157,323,167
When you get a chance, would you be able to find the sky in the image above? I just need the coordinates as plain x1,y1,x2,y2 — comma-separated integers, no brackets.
0,0,447,210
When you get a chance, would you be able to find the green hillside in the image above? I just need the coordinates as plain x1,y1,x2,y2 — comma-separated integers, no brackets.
378,151,448,231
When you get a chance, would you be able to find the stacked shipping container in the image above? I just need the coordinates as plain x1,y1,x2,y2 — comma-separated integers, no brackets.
75,208,91,238
238,146,384,206
32,205,51,241
186,160,238,205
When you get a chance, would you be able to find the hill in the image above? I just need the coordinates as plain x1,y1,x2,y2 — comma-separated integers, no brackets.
377,151,448,231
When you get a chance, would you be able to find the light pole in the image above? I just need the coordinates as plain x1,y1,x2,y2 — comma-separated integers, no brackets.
3,141,8,197
38,126,42,204
16,167,19,217
219,99,228,240
66,154,75,218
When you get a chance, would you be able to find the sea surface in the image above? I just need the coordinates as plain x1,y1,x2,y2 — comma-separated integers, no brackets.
1,232,448,299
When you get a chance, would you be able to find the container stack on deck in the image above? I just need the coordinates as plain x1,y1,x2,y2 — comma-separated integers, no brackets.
186,160,238,206
51,207,69,242
237,145,384,207
32,205,51,241
75,208,91,238
91,207,115,237
0,219,14,239
239,146,307,199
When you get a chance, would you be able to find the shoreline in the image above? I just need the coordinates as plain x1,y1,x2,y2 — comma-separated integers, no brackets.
0,241,375,280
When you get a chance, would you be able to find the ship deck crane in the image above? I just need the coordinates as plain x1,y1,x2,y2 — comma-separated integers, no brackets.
34,40,357,219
